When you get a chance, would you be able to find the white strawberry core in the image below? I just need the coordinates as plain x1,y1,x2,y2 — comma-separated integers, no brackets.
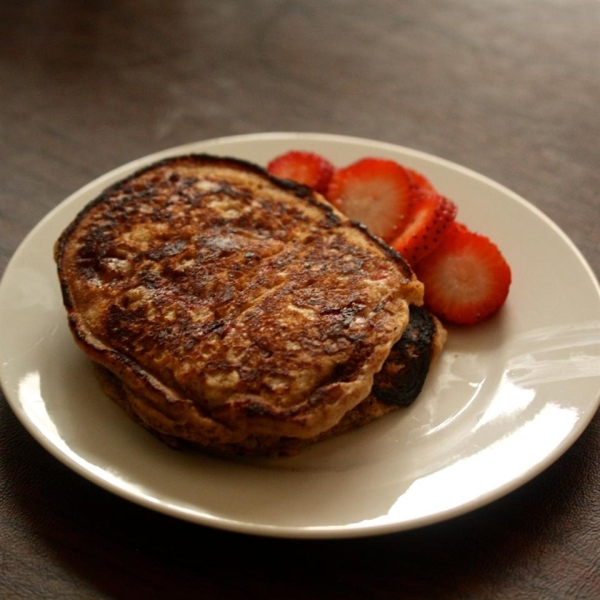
343,179,398,239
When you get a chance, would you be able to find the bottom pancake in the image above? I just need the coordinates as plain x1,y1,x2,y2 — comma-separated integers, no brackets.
94,306,446,457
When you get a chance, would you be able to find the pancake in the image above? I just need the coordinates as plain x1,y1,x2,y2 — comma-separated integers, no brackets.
55,154,425,455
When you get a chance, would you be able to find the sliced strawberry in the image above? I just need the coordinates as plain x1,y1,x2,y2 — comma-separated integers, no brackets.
266,150,335,194
391,192,457,266
325,158,412,242
415,222,512,325
406,168,437,196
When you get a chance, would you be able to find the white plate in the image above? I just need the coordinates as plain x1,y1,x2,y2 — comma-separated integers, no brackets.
1,133,599,539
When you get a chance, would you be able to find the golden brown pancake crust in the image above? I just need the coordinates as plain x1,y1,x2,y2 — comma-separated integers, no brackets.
56,155,424,450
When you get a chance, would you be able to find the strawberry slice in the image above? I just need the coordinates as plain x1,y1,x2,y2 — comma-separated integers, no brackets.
266,150,335,194
406,168,437,196
325,158,412,242
391,192,457,266
415,222,512,325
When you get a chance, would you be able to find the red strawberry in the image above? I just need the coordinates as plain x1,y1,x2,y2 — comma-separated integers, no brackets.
391,192,457,266
267,150,335,194
406,168,437,196
415,222,512,325
325,158,412,243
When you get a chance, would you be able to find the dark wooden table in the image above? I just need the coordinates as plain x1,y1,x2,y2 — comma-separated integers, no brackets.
2,1,599,598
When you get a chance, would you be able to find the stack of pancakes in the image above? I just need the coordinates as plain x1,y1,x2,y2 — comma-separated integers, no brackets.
55,155,445,456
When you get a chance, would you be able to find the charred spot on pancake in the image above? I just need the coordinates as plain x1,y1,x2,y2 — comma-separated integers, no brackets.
372,305,436,406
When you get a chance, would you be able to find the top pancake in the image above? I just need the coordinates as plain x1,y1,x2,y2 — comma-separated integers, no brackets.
55,154,423,446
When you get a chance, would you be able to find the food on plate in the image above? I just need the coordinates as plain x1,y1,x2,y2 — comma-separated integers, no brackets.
268,149,512,325
405,167,436,195
390,192,457,265
55,154,441,457
415,222,512,325
266,304,447,454
325,157,412,243
266,150,334,194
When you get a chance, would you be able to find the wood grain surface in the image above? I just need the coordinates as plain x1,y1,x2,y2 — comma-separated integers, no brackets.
1,1,599,599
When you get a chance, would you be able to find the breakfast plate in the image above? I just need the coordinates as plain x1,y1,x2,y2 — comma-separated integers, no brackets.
1,132,599,538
